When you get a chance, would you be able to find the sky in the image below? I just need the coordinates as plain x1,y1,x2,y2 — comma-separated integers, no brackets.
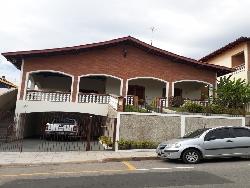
0,0,250,84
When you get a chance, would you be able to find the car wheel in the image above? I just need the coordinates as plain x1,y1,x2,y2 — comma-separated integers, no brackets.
182,149,201,164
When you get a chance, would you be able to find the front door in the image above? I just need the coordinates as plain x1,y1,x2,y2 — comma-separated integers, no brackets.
128,85,145,104
203,128,235,157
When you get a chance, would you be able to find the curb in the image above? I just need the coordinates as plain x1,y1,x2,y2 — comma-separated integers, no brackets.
0,156,158,168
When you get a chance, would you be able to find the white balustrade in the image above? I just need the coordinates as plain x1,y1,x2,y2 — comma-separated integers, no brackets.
78,93,109,104
26,90,71,102
232,64,245,75
126,95,134,105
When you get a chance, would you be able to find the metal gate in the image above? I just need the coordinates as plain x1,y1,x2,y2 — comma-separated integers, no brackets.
0,111,117,152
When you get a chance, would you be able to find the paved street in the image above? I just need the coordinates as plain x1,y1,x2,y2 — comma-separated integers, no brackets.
0,158,249,187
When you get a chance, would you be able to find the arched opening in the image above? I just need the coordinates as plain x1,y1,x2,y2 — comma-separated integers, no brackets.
127,77,167,105
78,75,122,96
173,80,211,101
25,71,73,102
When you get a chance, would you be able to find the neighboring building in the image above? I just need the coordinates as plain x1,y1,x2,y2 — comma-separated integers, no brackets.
2,36,232,117
0,76,17,94
200,37,250,82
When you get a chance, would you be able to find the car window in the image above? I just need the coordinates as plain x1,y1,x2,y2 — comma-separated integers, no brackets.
182,128,209,138
232,128,250,137
204,128,231,141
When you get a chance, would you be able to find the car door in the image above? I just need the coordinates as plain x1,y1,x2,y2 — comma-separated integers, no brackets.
231,127,250,155
203,128,235,157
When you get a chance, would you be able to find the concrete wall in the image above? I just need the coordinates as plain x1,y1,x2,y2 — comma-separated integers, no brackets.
185,116,243,134
119,113,181,142
118,113,245,144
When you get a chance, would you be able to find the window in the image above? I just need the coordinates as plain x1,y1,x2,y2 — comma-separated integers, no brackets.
183,128,209,138
204,128,231,141
232,128,250,137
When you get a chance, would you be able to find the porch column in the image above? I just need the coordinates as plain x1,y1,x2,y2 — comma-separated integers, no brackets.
122,79,127,97
71,76,79,102
208,84,214,102
166,82,171,107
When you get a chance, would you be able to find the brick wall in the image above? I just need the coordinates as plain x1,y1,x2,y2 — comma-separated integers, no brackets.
20,44,216,101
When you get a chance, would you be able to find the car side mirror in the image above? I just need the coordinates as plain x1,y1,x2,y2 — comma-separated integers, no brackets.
207,136,216,141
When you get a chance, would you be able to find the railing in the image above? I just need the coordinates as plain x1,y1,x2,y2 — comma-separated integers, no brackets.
126,95,134,105
78,93,122,111
78,93,109,104
26,90,71,102
232,64,245,75
184,99,209,107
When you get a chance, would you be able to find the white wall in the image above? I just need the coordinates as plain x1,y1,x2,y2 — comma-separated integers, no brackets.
175,82,206,100
15,100,109,116
128,79,165,104
105,77,120,96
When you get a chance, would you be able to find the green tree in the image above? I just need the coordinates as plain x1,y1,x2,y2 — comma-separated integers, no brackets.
215,76,250,109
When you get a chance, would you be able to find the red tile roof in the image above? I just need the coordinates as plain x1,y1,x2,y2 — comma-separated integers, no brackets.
0,77,17,88
200,37,250,62
2,36,232,76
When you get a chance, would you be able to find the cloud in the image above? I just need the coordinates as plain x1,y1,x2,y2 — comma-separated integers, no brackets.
0,0,249,83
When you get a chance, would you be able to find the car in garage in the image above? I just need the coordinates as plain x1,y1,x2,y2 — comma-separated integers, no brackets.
44,118,82,139
156,126,250,164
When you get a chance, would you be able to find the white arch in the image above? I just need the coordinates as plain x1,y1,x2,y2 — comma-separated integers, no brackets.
24,70,74,102
77,74,123,99
172,79,213,97
125,77,169,107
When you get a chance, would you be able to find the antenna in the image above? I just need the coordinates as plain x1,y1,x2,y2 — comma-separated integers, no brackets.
150,26,156,45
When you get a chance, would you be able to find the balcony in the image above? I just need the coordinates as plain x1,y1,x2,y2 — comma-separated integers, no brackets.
26,90,71,102
232,64,245,75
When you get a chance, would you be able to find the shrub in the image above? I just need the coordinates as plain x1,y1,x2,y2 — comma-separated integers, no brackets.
118,139,159,150
169,96,184,107
180,101,204,113
99,136,113,147
125,105,149,113
203,104,225,114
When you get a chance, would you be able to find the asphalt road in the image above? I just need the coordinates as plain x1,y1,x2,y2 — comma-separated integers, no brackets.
0,158,249,188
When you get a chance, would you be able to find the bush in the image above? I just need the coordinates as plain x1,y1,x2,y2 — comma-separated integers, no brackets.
118,139,159,150
180,101,204,113
169,96,184,107
99,136,113,147
203,104,225,114
125,105,149,113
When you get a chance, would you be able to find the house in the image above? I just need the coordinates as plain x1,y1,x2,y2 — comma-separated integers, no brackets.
0,76,16,93
200,37,250,82
1,36,232,138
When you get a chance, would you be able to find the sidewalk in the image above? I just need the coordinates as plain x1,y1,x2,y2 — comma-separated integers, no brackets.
0,150,157,166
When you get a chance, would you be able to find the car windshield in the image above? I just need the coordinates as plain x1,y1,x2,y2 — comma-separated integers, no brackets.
182,128,209,138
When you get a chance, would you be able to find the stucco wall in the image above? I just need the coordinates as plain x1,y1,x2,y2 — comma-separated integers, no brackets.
207,43,247,69
119,114,181,142
118,113,245,143
185,117,243,134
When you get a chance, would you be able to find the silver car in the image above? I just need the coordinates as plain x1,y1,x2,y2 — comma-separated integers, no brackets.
156,126,250,164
